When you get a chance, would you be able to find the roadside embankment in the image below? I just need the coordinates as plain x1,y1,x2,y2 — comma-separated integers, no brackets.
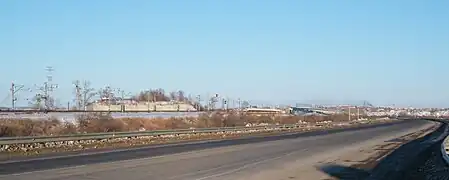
0,112,380,137
0,121,396,159
0,112,394,159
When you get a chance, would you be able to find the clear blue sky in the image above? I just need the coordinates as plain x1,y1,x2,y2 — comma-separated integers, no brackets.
0,0,448,108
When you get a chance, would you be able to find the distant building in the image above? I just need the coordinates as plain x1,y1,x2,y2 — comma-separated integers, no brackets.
86,101,197,112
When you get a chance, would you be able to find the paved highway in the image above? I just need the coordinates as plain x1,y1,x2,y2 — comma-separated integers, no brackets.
0,120,436,180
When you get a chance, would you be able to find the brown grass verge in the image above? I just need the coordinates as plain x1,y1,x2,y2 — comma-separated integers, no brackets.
0,112,371,137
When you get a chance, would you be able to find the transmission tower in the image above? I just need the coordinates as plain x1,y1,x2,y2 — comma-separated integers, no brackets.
45,66,58,109
34,66,58,110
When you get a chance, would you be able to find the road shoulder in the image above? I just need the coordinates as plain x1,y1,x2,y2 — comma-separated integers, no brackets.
233,121,438,180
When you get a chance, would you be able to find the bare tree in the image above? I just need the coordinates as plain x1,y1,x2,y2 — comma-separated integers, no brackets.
73,80,97,110
82,81,96,109
28,94,46,110
209,96,219,110
132,89,197,105
132,89,171,102
98,86,113,99
177,90,186,102
169,91,177,101
98,86,116,105
241,101,250,108
134,90,151,102
44,96,56,110
187,94,193,103
152,88,170,101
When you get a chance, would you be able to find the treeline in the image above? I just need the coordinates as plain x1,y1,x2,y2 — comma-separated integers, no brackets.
132,89,189,102
131,89,206,110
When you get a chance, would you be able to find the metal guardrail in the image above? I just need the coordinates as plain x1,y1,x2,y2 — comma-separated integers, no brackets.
0,124,300,145
441,135,449,165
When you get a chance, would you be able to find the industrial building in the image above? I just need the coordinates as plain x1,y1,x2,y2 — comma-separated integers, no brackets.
86,100,197,112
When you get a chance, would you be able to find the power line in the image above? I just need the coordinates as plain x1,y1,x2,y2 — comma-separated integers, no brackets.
10,82,30,110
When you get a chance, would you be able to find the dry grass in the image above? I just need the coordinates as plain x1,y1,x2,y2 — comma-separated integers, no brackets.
0,112,370,137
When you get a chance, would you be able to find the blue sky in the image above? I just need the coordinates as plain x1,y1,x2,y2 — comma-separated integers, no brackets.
0,0,448,108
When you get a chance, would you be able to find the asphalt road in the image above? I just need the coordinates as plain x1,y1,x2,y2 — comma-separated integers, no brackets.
0,120,435,180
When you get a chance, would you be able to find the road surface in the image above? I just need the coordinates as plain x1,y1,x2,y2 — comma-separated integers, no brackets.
0,120,436,180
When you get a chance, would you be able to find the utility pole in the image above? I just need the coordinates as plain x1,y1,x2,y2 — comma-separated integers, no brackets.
225,98,229,111
119,89,124,112
221,98,225,110
207,94,210,112
10,82,27,110
357,106,360,120
348,106,351,121
238,98,241,111
147,90,150,112
73,80,82,110
213,93,219,111
196,95,201,111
